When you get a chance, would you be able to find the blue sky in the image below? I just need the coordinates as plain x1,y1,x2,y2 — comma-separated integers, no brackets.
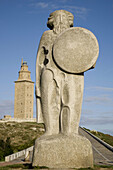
0,0,113,135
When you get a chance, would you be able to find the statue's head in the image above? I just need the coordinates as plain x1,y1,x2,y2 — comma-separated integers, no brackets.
47,10,74,34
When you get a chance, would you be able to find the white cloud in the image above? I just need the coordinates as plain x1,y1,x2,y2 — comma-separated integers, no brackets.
51,4,59,9
29,1,89,19
82,109,94,115
36,2,48,8
84,86,113,105
64,6,88,14
80,116,113,127
30,2,49,8
84,96,113,104
60,5,89,20
81,86,113,135
103,129,113,135
0,100,14,119
86,86,113,92
80,111,113,135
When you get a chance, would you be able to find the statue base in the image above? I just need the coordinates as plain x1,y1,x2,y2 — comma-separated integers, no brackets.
32,134,93,169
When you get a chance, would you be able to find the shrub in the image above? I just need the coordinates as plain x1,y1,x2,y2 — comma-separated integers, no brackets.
0,137,13,161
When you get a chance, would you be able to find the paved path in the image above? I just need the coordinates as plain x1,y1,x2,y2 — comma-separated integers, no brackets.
79,127,113,166
0,156,29,167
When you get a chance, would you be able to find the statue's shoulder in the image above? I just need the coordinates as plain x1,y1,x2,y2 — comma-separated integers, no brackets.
41,30,53,39
40,30,53,45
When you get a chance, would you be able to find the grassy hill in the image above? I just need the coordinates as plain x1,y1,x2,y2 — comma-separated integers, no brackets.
0,122,113,161
0,122,45,161
83,127,113,147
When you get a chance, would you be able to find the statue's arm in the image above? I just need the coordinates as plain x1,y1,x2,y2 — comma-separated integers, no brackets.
35,32,48,97
35,52,42,97
35,31,51,123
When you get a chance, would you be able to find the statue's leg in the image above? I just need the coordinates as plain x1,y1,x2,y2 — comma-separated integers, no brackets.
61,74,84,135
41,69,60,135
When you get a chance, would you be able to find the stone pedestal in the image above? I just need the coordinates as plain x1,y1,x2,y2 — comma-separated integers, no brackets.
32,134,93,169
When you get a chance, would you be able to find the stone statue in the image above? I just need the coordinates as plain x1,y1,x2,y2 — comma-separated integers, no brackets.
35,10,98,136
33,10,99,168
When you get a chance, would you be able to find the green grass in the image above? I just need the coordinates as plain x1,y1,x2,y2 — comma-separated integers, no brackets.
0,164,32,170
0,164,113,170
0,163,49,169
94,164,113,169
0,122,45,161
83,127,113,147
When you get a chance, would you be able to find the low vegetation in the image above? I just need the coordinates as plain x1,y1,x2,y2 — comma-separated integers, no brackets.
0,164,113,169
83,127,113,147
0,137,13,161
0,122,45,161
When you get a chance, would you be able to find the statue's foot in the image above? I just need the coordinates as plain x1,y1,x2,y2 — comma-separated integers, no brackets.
37,132,59,141
68,132,79,137
61,132,81,138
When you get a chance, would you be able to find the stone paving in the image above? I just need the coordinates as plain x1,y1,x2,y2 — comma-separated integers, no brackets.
79,128,113,166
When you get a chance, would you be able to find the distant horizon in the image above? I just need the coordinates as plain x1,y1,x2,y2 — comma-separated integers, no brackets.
1,115,113,137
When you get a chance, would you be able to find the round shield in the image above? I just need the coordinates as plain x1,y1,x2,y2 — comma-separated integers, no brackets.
53,27,99,73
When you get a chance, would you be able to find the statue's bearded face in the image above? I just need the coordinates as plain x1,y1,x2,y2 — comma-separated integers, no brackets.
53,12,70,34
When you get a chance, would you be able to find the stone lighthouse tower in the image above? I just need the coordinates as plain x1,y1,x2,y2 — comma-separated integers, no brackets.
14,59,34,119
